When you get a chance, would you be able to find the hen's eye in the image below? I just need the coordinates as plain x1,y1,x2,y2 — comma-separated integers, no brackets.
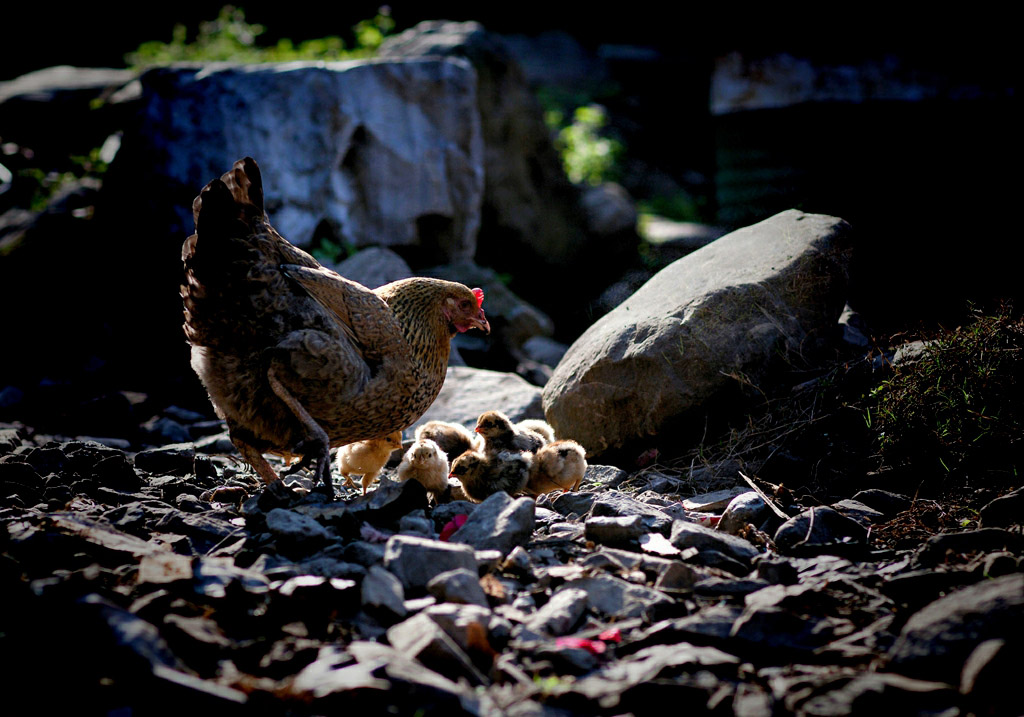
460,299,471,310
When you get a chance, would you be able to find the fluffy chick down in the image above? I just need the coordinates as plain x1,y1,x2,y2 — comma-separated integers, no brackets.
336,431,403,494
525,440,587,495
396,438,450,498
449,449,531,503
475,410,545,456
414,420,481,461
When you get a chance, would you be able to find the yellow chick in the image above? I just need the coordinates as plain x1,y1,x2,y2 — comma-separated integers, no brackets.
525,440,587,495
396,438,450,498
414,420,481,461
474,410,544,456
336,431,403,494
449,449,531,503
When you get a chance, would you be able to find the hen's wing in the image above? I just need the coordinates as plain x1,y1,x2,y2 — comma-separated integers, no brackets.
278,263,409,366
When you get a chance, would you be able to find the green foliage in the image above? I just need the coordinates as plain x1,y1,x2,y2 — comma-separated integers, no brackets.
125,6,394,68
353,11,396,52
872,305,1024,482
549,104,623,186
538,86,624,186
15,145,110,212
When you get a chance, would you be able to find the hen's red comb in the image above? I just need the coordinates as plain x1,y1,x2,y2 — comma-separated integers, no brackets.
472,287,484,308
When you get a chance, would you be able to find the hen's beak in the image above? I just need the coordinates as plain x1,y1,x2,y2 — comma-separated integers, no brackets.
470,309,490,335
452,308,490,335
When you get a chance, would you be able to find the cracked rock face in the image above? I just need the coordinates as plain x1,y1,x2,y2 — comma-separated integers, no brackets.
118,58,484,262
2,423,1020,716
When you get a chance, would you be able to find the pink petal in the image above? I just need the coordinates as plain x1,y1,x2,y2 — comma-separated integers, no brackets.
439,514,469,542
555,637,606,655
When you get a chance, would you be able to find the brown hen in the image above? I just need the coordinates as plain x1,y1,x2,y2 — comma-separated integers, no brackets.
181,157,489,491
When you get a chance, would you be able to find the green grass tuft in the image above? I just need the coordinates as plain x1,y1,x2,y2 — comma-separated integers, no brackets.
873,304,1024,484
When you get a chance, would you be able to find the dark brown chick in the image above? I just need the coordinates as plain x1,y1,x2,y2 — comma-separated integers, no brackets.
181,158,489,491
414,420,481,461
474,410,545,456
336,431,403,494
525,440,587,495
448,449,530,503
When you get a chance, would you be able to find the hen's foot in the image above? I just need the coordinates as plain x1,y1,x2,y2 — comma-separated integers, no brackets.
256,478,301,510
286,435,333,494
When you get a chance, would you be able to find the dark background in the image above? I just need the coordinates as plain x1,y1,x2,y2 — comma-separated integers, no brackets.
1,4,1018,415
3,4,1017,81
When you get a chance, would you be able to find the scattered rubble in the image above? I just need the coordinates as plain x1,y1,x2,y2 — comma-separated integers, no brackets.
2,424,1020,715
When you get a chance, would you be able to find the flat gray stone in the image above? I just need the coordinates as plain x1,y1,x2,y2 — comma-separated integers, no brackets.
718,491,769,535
426,568,489,608
681,486,750,512
361,565,407,618
383,534,478,591
591,492,674,534
265,508,331,544
523,587,588,636
448,491,535,556
385,612,487,685
773,506,868,553
566,574,673,619
584,515,647,544
670,519,760,564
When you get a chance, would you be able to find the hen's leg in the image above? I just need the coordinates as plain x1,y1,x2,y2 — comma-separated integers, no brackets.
267,365,332,493
233,437,281,485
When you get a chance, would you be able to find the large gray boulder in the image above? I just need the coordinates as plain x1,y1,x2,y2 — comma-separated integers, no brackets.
542,210,852,456
111,57,483,262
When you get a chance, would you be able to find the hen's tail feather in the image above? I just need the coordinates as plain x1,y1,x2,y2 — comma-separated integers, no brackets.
192,156,265,227
182,158,299,348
